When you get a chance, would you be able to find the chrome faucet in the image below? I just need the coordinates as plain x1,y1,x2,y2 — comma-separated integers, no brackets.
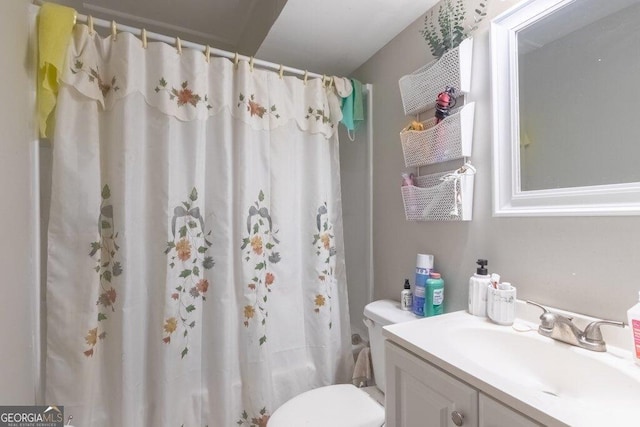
526,301,625,352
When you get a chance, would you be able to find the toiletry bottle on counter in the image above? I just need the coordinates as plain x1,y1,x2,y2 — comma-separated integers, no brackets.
468,259,490,317
412,254,434,317
401,279,412,311
425,272,444,316
627,291,640,366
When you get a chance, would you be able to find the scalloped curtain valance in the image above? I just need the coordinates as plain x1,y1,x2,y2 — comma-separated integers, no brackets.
61,24,343,138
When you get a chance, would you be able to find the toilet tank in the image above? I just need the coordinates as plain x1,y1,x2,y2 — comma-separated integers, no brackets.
363,300,417,394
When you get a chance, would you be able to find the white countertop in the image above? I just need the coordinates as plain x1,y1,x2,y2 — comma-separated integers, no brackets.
383,301,640,427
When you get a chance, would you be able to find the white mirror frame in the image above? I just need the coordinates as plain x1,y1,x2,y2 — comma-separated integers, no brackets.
491,0,640,216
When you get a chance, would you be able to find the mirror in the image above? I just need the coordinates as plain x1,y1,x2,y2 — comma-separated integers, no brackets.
491,0,640,216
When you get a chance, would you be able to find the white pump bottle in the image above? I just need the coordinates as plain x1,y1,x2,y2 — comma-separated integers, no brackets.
468,259,490,317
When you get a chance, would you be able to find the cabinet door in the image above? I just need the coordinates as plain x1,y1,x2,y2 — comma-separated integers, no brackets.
479,393,542,427
385,341,478,427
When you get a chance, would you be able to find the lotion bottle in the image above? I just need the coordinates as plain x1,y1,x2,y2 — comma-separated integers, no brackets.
425,272,444,317
468,259,490,317
401,279,412,311
627,291,640,365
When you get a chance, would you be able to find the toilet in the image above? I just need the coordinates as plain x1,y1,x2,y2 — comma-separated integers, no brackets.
269,300,416,426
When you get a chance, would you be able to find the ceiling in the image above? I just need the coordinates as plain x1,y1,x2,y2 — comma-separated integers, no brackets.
257,0,440,75
52,0,439,76
54,0,288,54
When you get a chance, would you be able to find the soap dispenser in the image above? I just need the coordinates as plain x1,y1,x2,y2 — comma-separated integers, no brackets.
468,259,490,317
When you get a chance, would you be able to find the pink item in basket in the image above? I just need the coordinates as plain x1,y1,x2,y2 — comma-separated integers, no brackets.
401,173,415,186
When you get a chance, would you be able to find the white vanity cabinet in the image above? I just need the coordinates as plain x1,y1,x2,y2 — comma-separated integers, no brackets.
383,307,639,426
479,394,541,427
385,341,542,427
385,341,478,427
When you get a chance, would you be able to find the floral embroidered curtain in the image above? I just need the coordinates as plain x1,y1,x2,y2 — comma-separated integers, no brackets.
45,24,353,426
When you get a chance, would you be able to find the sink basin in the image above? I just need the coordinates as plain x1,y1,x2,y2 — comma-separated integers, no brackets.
383,304,640,426
448,326,640,405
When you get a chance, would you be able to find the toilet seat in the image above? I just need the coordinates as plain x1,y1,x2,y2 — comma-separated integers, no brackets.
268,384,384,427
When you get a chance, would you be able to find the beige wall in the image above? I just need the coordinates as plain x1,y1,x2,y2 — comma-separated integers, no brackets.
352,0,640,321
0,0,38,403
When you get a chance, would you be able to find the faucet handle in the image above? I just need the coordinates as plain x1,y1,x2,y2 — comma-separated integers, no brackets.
526,301,575,331
526,301,573,319
583,319,625,342
526,301,557,330
526,300,549,314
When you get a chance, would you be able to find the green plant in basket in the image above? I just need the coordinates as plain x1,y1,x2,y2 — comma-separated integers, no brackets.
421,0,488,59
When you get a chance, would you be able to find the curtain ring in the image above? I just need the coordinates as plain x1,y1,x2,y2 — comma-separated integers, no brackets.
249,56,255,72
303,70,308,85
141,28,148,48
204,45,210,63
279,64,284,79
176,37,182,55
233,52,239,69
87,15,94,34
111,20,117,41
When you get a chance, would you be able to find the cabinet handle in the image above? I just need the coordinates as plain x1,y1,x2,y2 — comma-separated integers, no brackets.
451,410,464,426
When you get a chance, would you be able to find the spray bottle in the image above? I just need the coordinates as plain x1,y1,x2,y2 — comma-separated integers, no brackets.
412,254,434,316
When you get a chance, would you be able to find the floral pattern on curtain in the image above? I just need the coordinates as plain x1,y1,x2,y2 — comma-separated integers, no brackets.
45,25,353,427
83,185,123,357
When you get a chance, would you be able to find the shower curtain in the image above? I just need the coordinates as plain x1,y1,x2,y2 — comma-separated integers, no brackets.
45,24,353,426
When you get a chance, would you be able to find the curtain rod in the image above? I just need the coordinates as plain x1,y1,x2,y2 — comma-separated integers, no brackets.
34,1,335,82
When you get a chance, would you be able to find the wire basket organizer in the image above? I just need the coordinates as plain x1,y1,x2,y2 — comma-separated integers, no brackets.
400,102,475,168
401,166,475,221
399,38,474,116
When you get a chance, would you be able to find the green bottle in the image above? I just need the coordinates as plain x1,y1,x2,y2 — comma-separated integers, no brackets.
424,272,444,316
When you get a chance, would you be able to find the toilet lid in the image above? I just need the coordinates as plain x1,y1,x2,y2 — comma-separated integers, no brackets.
269,384,384,427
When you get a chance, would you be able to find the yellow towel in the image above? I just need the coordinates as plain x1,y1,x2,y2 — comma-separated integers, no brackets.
38,2,76,138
